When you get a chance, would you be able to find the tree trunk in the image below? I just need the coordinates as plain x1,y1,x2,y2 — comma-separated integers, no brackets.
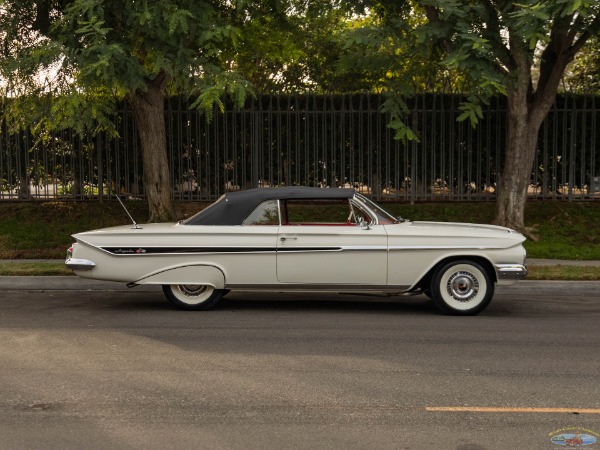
495,91,540,230
18,173,31,199
495,77,559,231
126,75,175,223
494,35,576,231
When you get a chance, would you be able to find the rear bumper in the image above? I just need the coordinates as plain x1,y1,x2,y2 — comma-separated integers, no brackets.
65,258,96,271
495,264,528,283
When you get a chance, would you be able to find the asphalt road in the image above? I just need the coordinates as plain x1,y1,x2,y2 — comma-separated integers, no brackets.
1,281,599,450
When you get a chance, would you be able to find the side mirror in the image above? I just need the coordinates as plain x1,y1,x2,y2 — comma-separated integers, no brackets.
358,218,370,230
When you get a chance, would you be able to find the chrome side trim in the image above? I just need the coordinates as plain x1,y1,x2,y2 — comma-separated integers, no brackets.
338,246,388,252
75,240,504,256
389,245,504,250
495,264,528,280
65,258,96,271
95,245,390,256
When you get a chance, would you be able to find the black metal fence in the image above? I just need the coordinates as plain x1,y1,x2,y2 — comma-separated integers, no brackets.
1,94,599,202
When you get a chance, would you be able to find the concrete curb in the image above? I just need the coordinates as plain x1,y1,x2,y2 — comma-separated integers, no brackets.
0,276,160,291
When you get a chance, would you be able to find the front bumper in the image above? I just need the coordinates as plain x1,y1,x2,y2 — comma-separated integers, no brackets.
495,264,528,281
65,258,96,271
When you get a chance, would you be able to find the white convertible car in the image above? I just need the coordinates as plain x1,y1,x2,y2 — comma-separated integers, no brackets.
66,187,527,315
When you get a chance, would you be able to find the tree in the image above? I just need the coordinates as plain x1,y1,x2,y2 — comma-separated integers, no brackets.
563,35,600,93
232,0,366,93
346,1,600,231
1,0,251,222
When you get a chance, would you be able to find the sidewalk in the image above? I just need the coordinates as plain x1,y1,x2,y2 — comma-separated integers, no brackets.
0,276,160,291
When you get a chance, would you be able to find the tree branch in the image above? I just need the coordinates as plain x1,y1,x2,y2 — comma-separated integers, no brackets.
423,5,452,54
566,15,600,59
480,0,512,71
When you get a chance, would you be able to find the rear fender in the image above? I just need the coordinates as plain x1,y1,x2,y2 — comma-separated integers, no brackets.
135,265,225,288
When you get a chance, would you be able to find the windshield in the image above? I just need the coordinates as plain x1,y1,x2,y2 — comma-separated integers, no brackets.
354,193,403,224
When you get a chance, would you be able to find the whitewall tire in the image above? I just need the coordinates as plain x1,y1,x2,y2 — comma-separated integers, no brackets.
430,260,494,315
162,284,224,310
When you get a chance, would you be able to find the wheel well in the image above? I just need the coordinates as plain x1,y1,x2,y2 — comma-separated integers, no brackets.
414,256,496,291
135,264,226,288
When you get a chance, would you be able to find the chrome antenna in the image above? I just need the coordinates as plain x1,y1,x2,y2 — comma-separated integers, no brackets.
115,194,142,229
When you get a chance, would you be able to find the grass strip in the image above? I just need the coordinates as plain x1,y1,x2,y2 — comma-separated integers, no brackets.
526,265,600,281
0,262,73,276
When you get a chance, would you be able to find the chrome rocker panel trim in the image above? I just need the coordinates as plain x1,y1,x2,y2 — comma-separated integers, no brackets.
225,283,412,293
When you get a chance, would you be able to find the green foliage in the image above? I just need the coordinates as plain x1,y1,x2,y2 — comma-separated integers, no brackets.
338,0,600,141
338,7,449,94
190,68,254,121
565,35,600,93
456,97,484,129
0,1,285,222
0,1,264,134
230,1,362,93
336,4,456,139
380,96,415,141
509,2,551,50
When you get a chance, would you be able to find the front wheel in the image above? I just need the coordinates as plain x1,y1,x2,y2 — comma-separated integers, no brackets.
430,260,494,316
162,284,224,311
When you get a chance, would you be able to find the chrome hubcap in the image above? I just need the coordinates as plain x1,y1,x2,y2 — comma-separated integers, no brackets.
177,285,209,297
446,271,479,302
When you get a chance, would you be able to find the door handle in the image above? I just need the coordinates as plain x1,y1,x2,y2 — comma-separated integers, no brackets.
280,236,298,242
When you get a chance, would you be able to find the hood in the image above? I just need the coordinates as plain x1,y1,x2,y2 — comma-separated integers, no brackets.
387,220,526,248
412,221,517,235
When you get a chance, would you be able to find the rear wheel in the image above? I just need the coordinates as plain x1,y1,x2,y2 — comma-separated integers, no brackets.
430,260,494,315
162,284,224,310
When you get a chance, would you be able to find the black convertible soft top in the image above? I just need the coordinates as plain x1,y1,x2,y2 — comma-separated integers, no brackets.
184,186,356,225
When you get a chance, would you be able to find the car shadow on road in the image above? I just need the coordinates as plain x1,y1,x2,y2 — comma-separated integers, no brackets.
212,292,440,315
72,290,596,318
105,290,441,314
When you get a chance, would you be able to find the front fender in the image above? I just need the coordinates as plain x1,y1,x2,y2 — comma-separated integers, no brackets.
135,264,226,289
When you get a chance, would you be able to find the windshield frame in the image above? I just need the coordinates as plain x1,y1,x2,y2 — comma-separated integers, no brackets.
353,193,401,224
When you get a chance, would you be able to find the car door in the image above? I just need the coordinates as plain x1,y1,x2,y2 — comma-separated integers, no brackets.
276,198,388,286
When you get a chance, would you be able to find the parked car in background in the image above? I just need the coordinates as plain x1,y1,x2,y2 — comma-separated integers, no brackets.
66,187,527,315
